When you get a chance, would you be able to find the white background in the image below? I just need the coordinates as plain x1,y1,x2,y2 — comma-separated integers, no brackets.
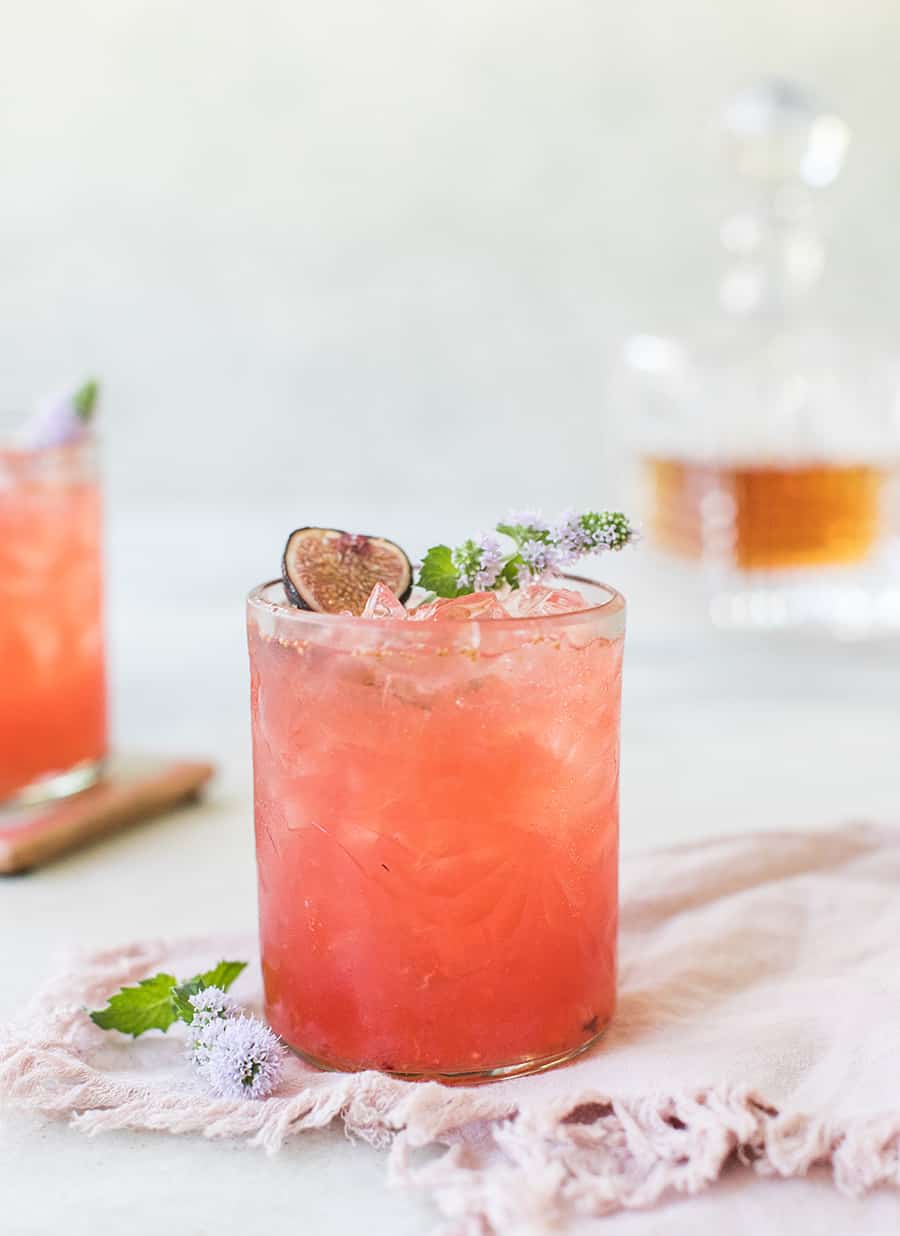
2,0,900,523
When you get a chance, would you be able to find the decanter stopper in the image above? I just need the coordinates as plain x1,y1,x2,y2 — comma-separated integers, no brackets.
719,79,850,316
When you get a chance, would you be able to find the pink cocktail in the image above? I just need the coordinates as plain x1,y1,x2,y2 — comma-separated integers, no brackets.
247,578,624,1080
0,436,106,801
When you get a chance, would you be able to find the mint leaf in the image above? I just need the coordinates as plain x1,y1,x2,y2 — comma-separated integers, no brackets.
73,379,99,422
498,555,523,588
89,972,179,1037
195,959,247,992
418,545,463,598
172,960,247,1022
495,521,524,546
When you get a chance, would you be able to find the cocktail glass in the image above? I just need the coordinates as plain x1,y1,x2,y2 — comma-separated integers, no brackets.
0,419,106,802
247,576,624,1080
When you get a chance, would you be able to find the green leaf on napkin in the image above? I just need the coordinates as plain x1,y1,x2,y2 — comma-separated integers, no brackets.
89,960,247,1037
89,972,180,1037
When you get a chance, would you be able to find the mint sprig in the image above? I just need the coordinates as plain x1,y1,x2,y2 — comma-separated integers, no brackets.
416,510,635,598
89,960,247,1038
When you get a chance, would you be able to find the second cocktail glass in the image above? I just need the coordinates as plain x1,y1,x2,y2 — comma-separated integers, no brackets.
0,420,106,802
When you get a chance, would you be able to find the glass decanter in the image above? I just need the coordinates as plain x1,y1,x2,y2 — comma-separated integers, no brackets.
624,79,900,635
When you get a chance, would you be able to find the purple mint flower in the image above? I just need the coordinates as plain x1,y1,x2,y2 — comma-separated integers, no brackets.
473,534,504,590
520,538,561,578
22,380,98,450
189,986,238,1027
187,1017,226,1069
506,510,549,533
23,394,85,450
185,986,238,1068
199,1015,285,1100
552,511,590,563
586,512,637,551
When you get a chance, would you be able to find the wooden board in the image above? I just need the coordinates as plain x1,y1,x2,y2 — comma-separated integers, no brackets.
0,759,215,874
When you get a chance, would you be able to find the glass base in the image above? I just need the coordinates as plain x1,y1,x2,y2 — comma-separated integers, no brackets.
286,1022,609,1085
2,757,105,808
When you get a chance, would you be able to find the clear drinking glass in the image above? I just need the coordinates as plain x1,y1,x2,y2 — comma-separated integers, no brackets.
0,417,107,802
247,577,625,1080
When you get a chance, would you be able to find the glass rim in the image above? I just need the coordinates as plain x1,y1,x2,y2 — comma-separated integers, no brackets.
246,572,625,631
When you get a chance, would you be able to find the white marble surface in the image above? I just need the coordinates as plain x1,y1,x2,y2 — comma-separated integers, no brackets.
3,510,900,1234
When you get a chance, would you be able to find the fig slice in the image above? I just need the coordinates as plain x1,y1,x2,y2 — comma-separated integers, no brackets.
282,527,413,615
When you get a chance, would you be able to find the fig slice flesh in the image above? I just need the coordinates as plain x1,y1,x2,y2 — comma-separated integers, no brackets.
282,526,413,616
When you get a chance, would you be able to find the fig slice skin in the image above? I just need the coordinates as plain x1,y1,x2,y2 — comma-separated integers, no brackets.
282,527,413,616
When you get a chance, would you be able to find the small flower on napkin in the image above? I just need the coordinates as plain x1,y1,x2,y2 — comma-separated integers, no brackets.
88,960,284,1100
196,1009,285,1100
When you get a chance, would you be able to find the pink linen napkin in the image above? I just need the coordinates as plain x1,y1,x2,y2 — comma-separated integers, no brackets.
3,821,900,1234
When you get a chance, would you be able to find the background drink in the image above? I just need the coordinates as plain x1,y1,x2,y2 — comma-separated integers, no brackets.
0,439,106,801
646,457,888,569
248,579,624,1079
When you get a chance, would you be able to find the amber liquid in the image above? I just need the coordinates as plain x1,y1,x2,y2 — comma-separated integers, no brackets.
646,458,887,570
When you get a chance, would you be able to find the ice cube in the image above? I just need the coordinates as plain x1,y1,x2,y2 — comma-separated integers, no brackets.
409,591,510,622
514,582,588,617
360,582,408,619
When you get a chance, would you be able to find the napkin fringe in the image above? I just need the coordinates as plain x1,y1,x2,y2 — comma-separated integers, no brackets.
5,1025,900,1233
388,1088,900,1233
